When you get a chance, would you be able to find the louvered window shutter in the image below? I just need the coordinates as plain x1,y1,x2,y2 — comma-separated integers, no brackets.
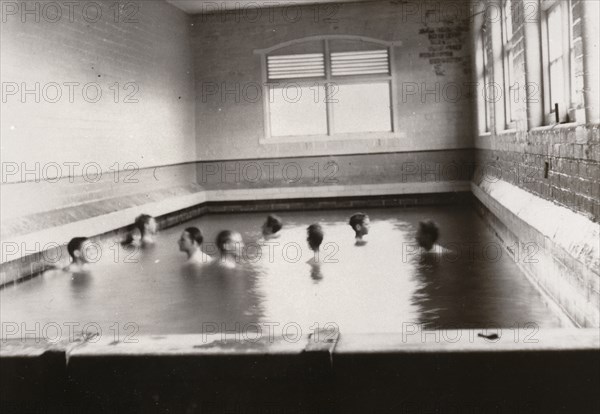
267,53,325,80
330,50,389,76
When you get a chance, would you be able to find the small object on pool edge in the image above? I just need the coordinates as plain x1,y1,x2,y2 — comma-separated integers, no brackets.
478,333,500,340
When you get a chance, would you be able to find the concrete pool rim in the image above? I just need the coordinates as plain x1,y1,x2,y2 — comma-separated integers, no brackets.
2,328,599,413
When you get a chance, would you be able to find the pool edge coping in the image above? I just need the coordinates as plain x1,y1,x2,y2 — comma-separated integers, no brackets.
2,329,598,359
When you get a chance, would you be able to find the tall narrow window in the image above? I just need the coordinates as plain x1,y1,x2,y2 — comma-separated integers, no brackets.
478,26,492,133
501,0,517,128
569,0,584,117
542,0,572,123
476,29,488,134
547,4,565,110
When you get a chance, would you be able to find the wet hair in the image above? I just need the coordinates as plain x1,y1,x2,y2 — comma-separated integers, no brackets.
134,214,154,236
216,230,241,252
307,224,324,251
418,220,439,246
349,213,368,231
67,237,88,259
184,227,203,245
264,214,283,234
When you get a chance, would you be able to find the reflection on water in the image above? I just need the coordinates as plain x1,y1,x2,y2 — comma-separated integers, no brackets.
0,206,566,337
254,218,419,334
309,264,324,283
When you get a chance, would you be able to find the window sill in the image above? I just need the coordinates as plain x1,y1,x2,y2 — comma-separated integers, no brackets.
530,122,581,132
260,131,405,145
497,128,518,135
478,132,492,138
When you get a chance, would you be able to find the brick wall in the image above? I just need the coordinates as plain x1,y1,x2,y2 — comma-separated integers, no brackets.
191,0,473,160
1,0,197,221
471,0,599,326
473,0,599,221
474,127,600,221
1,0,196,171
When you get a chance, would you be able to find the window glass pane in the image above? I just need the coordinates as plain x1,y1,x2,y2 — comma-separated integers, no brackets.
549,59,565,108
482,34,491,131
269,84,327,136
477,34,487,133
332,82,392,133
503,7,514,126
547,5,563,61
506,69,513,120
504,0,513,41
509,75,519,122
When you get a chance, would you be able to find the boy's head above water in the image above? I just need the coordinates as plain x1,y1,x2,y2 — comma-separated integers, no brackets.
178,227,203,254
67,237,91,263
307,224,324,252
134,214,157,237
262,214,283,237
349,213,370,238
416,220,439,251
216,230,244,256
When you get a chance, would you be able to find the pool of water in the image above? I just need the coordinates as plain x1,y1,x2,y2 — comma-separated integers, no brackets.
0,206,567,338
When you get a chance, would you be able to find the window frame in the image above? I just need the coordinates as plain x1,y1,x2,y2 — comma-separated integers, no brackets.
540,0,573,124
500,0,517,129
255,35,403,144
477,25,492,134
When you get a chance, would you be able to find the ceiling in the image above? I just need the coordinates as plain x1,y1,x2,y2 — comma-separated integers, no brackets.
166,0,377,14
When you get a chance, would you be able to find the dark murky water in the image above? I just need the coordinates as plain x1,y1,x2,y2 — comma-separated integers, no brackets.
0,206,567,338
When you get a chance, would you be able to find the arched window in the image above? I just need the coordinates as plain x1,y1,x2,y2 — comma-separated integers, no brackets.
255,36,402,142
